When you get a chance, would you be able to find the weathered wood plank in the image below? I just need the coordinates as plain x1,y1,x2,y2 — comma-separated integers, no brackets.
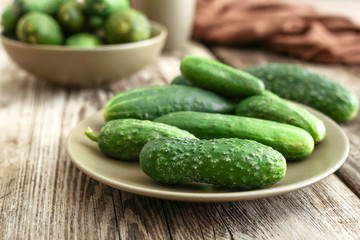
1,0,360,238
0,40,215,239
113,192,170,240
160,174,360,240
218,175,360,239
211,46,360,197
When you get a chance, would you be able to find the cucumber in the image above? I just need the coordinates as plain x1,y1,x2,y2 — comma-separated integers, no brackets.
170,75,249,103
1,5,20,34
85,15,104,30
57,1,85,34
105,8,150,44
235,95,326,143
180,56,265,98
85,0,129,18
140,138,286,188
154,111,314,160
170,76,278,103
104,85,235,121
261,90,279,98
16,12,63,45
65,33,102,48
171,75,193,86
245,64,359,123
15,0,65,15
85,119,197,160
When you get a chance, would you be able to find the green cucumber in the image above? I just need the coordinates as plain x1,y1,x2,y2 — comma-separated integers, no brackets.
154,111,314,160
57,1,85,34
65,33,102,48
85,15,104,30
235,95,326,143
105,8,150,44
16,12,63,45
261,90,279,98
85,119,197,160
170,75,193,86
104,85,235,121
180,56,265,98
170,76,277,102
15,0,65,15
245,64,359,123
140,138,286,188
85,0,129,18
1,5,20,34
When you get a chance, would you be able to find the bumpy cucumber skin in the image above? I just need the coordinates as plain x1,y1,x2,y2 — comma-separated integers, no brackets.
246,64,359,123
16,12,63,45
236,95,326,143
154,111,314,160
140,138,286,188
96,119,197,160
104,85,235,121
180,56,265,98
170,75,273,103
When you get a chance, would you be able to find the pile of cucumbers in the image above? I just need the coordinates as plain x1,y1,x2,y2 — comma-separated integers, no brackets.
1,0,151,47
85,56,359,189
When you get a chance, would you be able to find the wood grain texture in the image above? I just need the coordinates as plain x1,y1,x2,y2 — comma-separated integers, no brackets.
1,1,360,239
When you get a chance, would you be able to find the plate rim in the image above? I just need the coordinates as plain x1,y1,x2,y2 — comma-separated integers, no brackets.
67,107,349,202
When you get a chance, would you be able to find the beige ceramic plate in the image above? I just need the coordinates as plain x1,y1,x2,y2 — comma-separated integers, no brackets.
67,106,349,202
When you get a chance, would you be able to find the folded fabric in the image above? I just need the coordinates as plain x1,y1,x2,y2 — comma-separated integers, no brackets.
192,0,360,64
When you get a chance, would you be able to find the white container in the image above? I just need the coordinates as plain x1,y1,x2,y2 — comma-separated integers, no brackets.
132,0,196,51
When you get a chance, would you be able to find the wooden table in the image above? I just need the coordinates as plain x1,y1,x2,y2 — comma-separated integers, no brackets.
1,2,360,240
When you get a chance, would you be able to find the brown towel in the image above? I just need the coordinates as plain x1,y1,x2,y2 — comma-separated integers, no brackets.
192,0,360,64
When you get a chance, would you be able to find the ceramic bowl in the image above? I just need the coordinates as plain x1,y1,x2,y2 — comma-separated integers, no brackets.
1,21,167,87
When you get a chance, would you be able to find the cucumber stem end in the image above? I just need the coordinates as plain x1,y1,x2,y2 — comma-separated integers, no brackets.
85,127,99,142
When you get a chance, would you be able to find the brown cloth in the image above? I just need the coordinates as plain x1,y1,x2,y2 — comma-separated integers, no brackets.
192,0,360,64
